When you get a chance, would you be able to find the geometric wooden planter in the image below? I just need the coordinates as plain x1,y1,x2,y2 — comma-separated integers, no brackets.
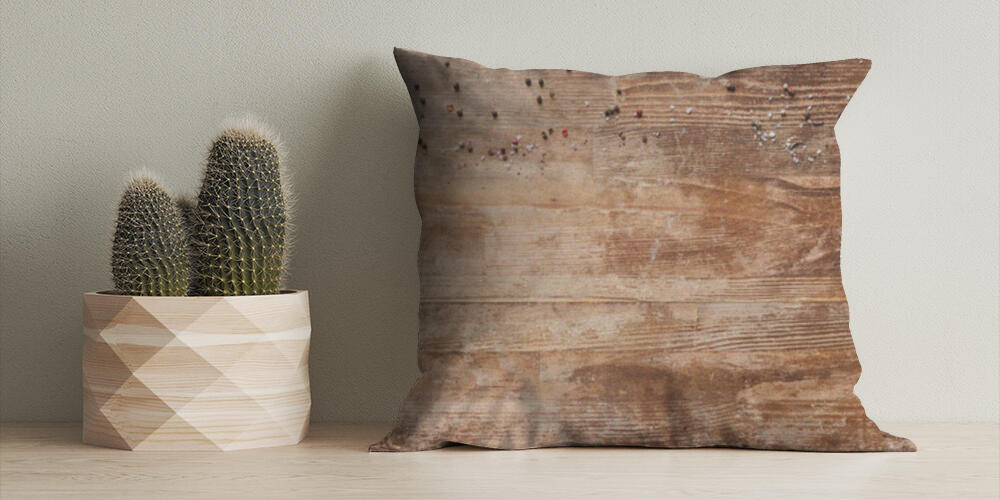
82,290,311,451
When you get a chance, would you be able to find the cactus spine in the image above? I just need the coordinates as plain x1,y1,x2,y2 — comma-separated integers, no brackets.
192,120,287,295
111,177,190,296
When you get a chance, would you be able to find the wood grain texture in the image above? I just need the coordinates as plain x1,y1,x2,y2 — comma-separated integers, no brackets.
82,291,311,451
374,49,911,452
2,423,995,499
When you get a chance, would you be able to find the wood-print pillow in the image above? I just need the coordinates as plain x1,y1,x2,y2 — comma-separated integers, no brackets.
373,48,914,452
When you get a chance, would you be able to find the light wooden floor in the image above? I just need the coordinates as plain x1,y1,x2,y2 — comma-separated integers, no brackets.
1,422,997,499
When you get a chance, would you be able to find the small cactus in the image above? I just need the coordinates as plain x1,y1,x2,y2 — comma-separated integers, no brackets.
111,176,190,296
191,118,289,295
175,195,200,294
174,195,199,232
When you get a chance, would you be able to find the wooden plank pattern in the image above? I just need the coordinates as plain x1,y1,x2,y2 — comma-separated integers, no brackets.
2,423,997,499
375,48,911,452
417,302,856,354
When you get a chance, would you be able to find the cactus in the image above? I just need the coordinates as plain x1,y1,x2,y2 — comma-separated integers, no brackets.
174,195,200,294
174,195,199,231
111,176,190,296
191,118,288,295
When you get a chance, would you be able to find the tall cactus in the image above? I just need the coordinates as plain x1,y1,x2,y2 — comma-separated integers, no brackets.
192,119,288,295
111,176,190,296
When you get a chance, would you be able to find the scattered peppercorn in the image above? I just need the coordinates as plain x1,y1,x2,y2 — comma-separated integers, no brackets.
537,96,543,105
635,109,643,117
538,79,544,88
726,85,736,92
525,78,532,86
491,111,498,119
453,83,460,92
561,128,568,137
616,89,622,95
549,91,555,99
456,109,463,117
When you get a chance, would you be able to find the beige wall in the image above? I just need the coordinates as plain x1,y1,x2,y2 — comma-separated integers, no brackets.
1,0,997,422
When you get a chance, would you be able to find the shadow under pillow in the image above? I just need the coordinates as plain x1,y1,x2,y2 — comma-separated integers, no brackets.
374,48,914,452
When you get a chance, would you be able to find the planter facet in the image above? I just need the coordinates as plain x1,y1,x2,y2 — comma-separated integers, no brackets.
82,290,311,450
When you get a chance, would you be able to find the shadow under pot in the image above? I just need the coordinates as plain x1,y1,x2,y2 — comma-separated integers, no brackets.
82,290,311,451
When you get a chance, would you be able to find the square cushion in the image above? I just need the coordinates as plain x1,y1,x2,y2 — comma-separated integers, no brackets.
373,48,913,452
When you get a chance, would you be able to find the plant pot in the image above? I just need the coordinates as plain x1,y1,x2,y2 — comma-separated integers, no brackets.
82,290,311,451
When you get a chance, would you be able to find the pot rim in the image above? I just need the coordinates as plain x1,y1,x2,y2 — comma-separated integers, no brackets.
85,289,306,298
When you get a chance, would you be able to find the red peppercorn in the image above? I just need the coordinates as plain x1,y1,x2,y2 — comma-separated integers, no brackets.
635,109,643,117
446,104,454,112
561,129,568,137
